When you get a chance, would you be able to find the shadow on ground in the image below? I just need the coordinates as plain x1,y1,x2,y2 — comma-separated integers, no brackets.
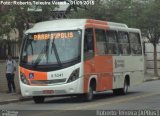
43,91,142,104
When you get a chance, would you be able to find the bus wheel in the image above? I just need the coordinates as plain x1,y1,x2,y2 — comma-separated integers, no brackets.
113,89,119,95
120,79,129,95
113,79,129,95
83,85,94,101
33,96,45,103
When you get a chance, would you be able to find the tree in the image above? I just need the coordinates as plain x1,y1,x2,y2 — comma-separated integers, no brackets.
68,0,108,20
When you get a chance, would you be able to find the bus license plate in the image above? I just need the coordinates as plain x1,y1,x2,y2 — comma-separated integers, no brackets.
43,90,54,94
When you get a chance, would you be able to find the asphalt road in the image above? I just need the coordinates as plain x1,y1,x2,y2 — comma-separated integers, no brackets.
0,80,160,116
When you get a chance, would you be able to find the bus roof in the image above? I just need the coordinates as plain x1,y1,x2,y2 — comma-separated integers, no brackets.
25,19,140,33
26,19,87,33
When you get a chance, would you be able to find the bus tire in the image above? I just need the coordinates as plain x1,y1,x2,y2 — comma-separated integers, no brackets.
33,96,45,103
83,85,94,102
120,78,129,95
113,89,120,95
113,78,129,95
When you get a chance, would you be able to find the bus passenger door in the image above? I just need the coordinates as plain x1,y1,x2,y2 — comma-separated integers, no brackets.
83,28,95,93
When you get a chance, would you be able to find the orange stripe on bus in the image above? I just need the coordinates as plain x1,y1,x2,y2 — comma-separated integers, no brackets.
19,66,47,80
85,24,108,29
93,24,108,29
87,19,108,25
85,23,94,28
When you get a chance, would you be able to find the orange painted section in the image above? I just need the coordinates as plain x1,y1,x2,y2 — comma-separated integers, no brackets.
94,56,113,72
19,66,47,83
83,56,113,92
83,74,90,93
85,23,94,28
87,19,108,25
94,56,113,91
84,19,113,93
83,58,95,93
93,24,108,29
85,23,108,29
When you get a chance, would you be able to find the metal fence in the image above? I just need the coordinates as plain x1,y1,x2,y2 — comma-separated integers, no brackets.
0,40,20,60
144,42,160,75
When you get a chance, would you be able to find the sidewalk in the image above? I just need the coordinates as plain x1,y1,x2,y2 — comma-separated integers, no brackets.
144,73,160,82
0,73,159,105
0,92,31,105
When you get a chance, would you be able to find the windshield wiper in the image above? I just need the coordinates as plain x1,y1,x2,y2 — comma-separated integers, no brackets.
33,45,47,68
51,39,62,67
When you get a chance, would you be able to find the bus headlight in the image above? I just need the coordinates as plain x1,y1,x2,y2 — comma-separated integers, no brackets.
20,72,30,85
67,68,80,83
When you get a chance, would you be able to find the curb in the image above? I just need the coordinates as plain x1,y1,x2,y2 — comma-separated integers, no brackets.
19,96,32,102
0,96,32,105
0,99,20,105
144,77,160,82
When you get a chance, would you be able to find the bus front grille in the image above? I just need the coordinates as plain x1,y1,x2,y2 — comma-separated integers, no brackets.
31,79,66,85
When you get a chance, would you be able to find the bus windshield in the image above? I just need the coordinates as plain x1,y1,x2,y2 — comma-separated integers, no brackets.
21,30,81,66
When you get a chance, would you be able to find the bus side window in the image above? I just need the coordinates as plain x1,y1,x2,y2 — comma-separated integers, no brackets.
95,29,106,55
118,31,130,55
106,30,119,55
129,32,142,55
84,28,94,60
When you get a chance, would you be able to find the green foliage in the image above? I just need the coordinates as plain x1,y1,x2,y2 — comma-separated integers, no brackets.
137,0,160,44
69,0,107,20
0,4,57,40
0,8,15,40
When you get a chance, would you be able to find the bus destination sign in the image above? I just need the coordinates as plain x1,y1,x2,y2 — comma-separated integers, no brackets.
32,32,74,40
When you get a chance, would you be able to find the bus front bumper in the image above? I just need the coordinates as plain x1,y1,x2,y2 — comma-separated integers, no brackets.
20,79,83,97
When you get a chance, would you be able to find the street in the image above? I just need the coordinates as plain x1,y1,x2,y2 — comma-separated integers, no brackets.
0,80,160,116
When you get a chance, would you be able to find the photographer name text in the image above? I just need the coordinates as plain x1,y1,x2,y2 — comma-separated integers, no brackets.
0,0,94,6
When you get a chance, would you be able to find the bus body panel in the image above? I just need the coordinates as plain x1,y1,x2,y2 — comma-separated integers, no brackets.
112,56,144,89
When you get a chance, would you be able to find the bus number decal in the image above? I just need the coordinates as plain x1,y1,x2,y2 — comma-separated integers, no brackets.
54,73,63,77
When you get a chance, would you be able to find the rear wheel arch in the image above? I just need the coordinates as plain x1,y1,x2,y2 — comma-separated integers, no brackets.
113,75,130,95
89,78,97,91
125,75,130,86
